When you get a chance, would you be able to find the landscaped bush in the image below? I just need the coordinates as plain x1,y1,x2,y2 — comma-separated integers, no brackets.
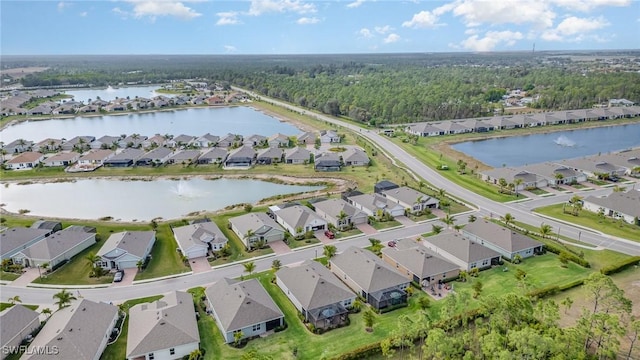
527,285,560,299
543,244,590,268
330,341,382,360
600,256,640,275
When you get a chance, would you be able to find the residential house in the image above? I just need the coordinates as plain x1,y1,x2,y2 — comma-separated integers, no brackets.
5,152,44,170
206,95,225,105
23,299,118,360
583,189,640,224
205,278,284,344
276,261,355,330
481,167,548,191
330,247,410,311
27,104,53,116
560,158,627,178
96,231,156,270
126,291,200,360
243,134,267,147
0,228,51,261
284,147,312,164
423,231,501,271
103,148,145,167
217,134,242,148
118,135,147,149
31,220,63,233
172,222,228,259
609,98,636,107
12,228,96,268
584,149,640,176
224,146,256,167
381,238,460,286
3,139,33,154
52,102,78,115
142,135,168,149
268,133,291,148
314,153,342,172
347,193,405,218
462,220,543,260
271,205,327,237
32,138,62,152
297,131,317,145
198,148,228,165
0,305,40,359
382,186,440,214
229,212,285,249
90,135,121,150
61,136,95,151
256,147,284,165
42,152,79,167
520,163,587,186
136,147,174,166
407,123,442,137
437,121,473,134
194,133,219,148
78,150,115,166
342,147,369,166
313,198,368,230
78,105,100,113
167,135,197,148
320,130,340,143
167,150,201,165
374,180,399,194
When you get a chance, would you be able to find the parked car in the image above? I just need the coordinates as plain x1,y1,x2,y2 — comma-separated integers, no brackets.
324,230,335,239
113,270,124,283
387,240,396,247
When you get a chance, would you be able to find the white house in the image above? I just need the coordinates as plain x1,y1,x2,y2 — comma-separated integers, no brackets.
12,229,96,268
97,231,156,270
5,152,44,170
583,189,640,224
172,222,228,259
271,205,327,237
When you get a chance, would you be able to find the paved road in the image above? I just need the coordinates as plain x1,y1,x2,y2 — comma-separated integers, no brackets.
243,89,640,256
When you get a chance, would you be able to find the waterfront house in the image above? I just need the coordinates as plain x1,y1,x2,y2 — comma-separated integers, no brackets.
314,152,342,172
256,147,284,165
313,198,368,230
284,147,312,164
217,133,242,148
61,136,95,151
320,130,340,143
27,104,54,116
136,147,173,166
198,148,228,165
167,150,201,165
142,134,168,149
423,231,501,271
172,222,228,259
78,149,115,166
91,135,121,150
11,228,96,268
205,278,284,344
271,205,327,237
42,152,79,167
195,133,219,148
33,138,63,152
381,238,460,286
167,134,197,148
3,139,33,154
0,228,51,261
583,189,640,224
224,146,256,167
330,247,409,311
229,212,285,249
462,220,543,261
342,147,369,166
23,299,118,360
103,148,145,167
347,193,405,218
560,158,627,178
126,291,199,360
268,133,291,148
243,134,267,147
381,186,439,214
118,135,147,149
5,152,44,170
0,305,40,357
297,131,317,145
97,231,156,270
406,123,442,137
520,163,587,186
481,167,548,191
276,261,355,330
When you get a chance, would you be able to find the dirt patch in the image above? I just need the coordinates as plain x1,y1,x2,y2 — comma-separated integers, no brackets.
248,102,315,133
432,141,492,172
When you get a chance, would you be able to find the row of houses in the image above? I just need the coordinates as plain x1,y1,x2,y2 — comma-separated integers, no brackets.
2,129,340,155
406,106,640,137
583,189,640,225
481,148,640,191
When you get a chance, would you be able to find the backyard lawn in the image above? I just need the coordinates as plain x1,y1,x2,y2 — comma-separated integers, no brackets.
534,203,640,241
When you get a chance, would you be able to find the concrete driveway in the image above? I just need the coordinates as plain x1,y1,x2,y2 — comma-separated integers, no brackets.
112,268,137,287
394,216,415,226
10,268,41,287
315,230,336,244
188,257,211,274
269,240,292,255
356,223,378,235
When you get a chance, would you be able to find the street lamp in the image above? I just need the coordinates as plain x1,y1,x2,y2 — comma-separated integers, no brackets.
556,226,561,241
37,264,41,278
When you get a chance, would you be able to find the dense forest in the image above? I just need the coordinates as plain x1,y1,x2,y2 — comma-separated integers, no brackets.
3,51,640,124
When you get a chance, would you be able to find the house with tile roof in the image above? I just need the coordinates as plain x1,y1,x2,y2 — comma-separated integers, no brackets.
229,212,285,249
330,246,409,311
126,291,199,360
172,222,228,259
23,299,118,360
276,261,355,330
97,231,155,270
205,278,284,344
462,220,543,261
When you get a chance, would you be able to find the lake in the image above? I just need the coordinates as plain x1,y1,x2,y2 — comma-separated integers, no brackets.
0,178,323,221
64,85,174,103
451,123,640,167
0,107,301,143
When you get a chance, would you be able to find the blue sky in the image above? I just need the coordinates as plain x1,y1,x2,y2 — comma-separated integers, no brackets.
1,0,639,55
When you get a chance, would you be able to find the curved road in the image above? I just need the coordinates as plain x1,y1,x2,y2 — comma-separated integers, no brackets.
3,92,639,306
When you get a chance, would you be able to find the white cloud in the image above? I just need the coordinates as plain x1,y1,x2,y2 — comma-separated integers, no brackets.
57,2,70,11
460,30,523,51
402,10,441,28
112,7,130,18
224,45,238,53
547,0,630,12
216,11,241,25
248,0,316,16
124,1,202,20
296,17,320,24
346,0,365,8
383,33,401,44
358,28,373,38
79,11,88,17
541,16,610,41
451,0,556,29
374,25,393,34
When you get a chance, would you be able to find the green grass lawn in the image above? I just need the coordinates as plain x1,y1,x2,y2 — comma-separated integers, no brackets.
134,224,189,281
33,243,114,285
370,219,402,230
534,204,640,241
528,188,550,195
211,210,274,264
336,227,363,239
0,303,38,311
0,271,21,281
100,295,164,360
408,212,437,222
286,237,320,249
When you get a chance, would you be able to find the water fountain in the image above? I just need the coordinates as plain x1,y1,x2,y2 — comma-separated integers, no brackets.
554,135,576,147
105,85,116,92
171,179,200,199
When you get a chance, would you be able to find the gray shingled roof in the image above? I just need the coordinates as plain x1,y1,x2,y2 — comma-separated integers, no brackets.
0,305,40,349
0,228,50,258
172,222,227,251
127,291,199,358
463,220,542,253
23,299,118,360
97,231,155,259
342,147,369,164
229,212,283,237
199,148,228,161
382,186,438,206
330,247,408,293
584,189,640,218
205,278,283,332
274,205,324,230
381,243,459,279
168,150,201,163
20,229,95,261
313,198,366,219
285,147,312,162
257,147,284,159
424,232,500,263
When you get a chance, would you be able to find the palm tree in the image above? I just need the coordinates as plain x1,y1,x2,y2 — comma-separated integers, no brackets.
41,262,49,277
233,331,244,347
363,309,376,331
431,224,443,234
437,188,446,199
42,308,52,319
188,349,203,360
468,214,477,223
442,214,456,229
554,173,564,188
502,213,515,227
8,295,21,305
323,245,337,259
539,223,553,239
498,178,508,193
612,185,625,192
271,259,282,272
53,289,77,309
568,195,583,216
85,252,100,268
513,178,523,197
337,210,348,230
243,261,256,277
244,229,255,248
136,260,144,272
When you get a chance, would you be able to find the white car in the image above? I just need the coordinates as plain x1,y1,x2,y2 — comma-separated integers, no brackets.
113,270,124,283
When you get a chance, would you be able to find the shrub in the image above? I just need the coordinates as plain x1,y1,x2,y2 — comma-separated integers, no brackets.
330,342,381,360
600,256,640,275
